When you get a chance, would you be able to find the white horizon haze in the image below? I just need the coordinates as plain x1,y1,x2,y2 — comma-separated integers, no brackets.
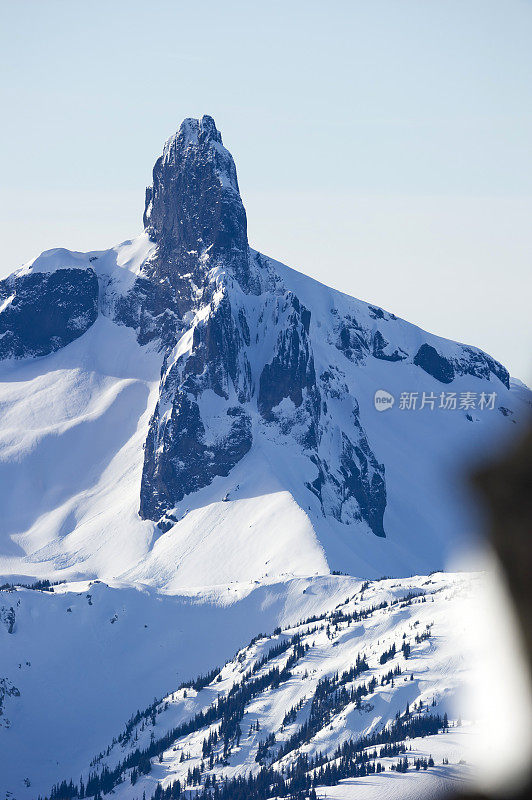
1,0,531,382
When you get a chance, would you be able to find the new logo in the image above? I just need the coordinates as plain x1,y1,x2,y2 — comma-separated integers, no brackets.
374,389,395,411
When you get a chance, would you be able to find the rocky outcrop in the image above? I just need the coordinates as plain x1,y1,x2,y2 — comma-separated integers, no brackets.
140,393,252,522
310,367,387,536
183,292,252,402
372,330,407,362
335,316,369,364
139,290,253,522
338,430,386,536
136,120,389,536
413,342,510,387
143,115,256,298
413,343,455,383
0,676,20,727
114,276,181,349
0,268,98,360
258,294,318,419
0,606,15,634
457,347,510,389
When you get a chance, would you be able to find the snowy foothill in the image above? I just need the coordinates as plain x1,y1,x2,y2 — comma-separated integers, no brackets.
0,571,491,800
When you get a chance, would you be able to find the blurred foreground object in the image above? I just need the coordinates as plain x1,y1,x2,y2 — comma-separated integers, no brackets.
454,423,532,799
473,424,532,695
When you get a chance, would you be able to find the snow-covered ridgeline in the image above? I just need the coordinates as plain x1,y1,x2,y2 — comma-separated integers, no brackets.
102,574,476,800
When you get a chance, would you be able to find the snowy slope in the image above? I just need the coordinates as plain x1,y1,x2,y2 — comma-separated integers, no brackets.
0,315,161,582
0,309,328,587
0,574,366,798
0,572,479,800
0,235,529,586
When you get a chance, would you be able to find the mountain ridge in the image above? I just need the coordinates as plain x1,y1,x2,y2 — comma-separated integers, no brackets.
0,571,479,800
0,115,529,589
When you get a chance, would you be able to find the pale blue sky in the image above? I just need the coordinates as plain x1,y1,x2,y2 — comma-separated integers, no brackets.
1,0,531,379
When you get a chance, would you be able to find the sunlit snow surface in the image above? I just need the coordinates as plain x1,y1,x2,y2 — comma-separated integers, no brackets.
1,238,530,587
3,568,527,800
0,572,485,799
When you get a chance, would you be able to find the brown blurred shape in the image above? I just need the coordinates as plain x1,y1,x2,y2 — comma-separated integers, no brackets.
447,422,532,799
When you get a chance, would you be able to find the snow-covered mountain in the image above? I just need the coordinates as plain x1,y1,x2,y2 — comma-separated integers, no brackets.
0,116,530,800
1,573,479,800
0,115,529,588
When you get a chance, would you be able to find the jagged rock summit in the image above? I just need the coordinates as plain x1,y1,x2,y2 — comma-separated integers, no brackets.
143,115,253,295
136,119,386,537
0,116,529,588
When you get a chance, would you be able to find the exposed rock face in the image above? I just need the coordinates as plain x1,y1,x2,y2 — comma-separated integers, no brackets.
335,317,369,364
339,430,386,537
258,294,317,419
128,116,270,522
113,276,181,349
414,343,455,383
413,342,510,387
135,118,389,537
140,395,253,521
332,307,509,390
113,115,255,351
372,330,407,362
0,606,16,635
143,115,255,301
0,268,98,360
139,289,254,521
458,346,510,389
183,291,252,403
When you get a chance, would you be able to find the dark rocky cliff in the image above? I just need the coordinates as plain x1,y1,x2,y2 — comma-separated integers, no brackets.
137,117,387,537
143,115,255,302
0,268,98,360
